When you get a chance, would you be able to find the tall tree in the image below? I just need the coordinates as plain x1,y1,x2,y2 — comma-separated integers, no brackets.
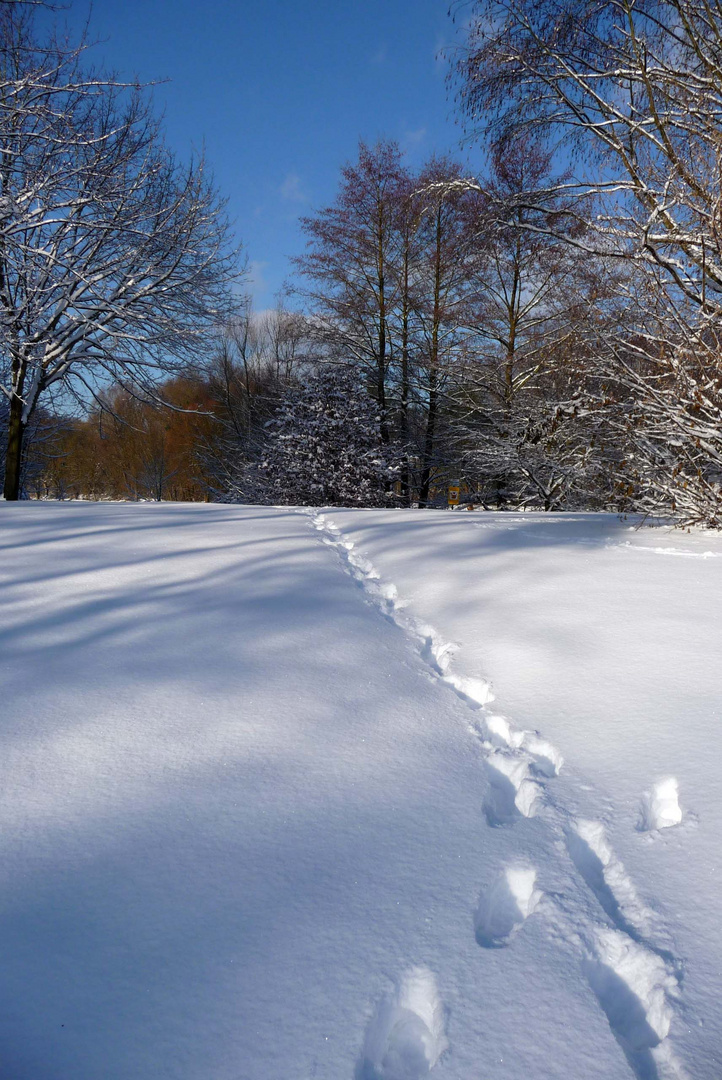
454,0,722,523
411,158,482,506
0,6,241,499
393,171,419,504
296,144,484,506
294,140,409,444
457,140,605,509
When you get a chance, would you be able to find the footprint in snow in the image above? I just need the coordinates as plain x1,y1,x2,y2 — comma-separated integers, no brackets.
566,819,659,942
482,751,540,826
475,865,542,948
583,928,682,1080
479,713,564,777
638,778,683,832
356,967,447,1080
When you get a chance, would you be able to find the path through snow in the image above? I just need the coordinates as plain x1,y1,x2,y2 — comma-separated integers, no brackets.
309,511,690,1080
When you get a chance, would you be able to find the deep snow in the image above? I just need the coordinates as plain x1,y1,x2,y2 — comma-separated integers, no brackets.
0,502,720,1079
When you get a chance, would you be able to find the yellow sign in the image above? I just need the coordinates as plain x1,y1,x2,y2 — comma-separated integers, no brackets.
448,485,460,506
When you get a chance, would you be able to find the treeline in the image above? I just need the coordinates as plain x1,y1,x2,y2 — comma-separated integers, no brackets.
286,139,612,512
452,0,722,527
7,1,722,526
26,140,623,512
21,304,308,502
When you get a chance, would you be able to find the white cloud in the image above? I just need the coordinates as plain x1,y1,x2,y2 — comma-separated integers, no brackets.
402,127,427,149
280,172,308,204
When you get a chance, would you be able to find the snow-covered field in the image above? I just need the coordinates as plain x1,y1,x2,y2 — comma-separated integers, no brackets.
1,502,720,1080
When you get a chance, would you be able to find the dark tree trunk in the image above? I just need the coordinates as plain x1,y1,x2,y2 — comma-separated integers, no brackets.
3,393,24,501
377,208,389,445
417,369,438,507
3,322,35,501
400,244,411,505
418,204,443,509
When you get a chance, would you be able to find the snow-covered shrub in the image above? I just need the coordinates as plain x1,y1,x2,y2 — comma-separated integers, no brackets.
259,364,400,507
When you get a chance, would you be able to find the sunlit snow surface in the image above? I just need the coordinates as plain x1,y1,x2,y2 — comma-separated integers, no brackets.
0,503,720,1079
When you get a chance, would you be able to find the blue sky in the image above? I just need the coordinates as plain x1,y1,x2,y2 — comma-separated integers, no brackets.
61,1,481,309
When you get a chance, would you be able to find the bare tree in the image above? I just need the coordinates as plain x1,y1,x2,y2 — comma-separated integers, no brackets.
454,139,607,509
409,157,482,506
454,0,722,523
293,140,409,444
261,294,309,383
294,143,484,505
197,302,311,500
0,6,241,499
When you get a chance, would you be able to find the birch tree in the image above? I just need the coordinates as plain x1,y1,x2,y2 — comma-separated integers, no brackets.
0,7,240,499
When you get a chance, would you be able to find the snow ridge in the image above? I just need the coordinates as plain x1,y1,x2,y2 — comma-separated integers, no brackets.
562,820,687,1078
615,542,720,559
307,511,687,1080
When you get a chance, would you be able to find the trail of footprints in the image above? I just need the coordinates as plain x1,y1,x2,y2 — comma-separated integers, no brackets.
307,512,688,1080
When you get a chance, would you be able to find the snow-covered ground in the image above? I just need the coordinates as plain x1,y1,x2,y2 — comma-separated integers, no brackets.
1,503,720,1080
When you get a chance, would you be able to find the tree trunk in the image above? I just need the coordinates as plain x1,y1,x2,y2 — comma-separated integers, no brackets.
497,250,520,509
418,369,438,507
3,393,25,501
377,203,389,445
400,244,411,504
418,204,443,509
